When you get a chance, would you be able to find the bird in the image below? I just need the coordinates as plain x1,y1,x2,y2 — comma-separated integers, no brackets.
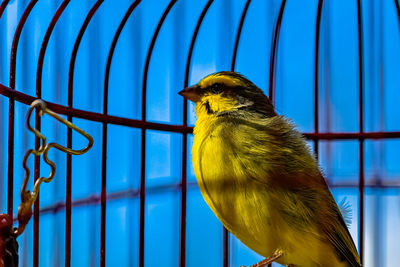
178,71,361,267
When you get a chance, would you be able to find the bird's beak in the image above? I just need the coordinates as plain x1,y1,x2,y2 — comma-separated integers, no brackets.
178,85,201,102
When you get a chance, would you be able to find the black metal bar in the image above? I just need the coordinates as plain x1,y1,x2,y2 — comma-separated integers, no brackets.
8,0,38,219
142,0,178,121
34,1,71,266
9,0,38,90
180,133,187,267
395,0,400,28
139,134,146,267
33,114,40,267
231,0,251,71
184,0,213,89
228,1,253,265
313,0,326,262
100,122,107,267
6,2,38,266
140,1,178,266
222,229,229,267
356,0,365,263
0,0,9,20
314,0,324,158
36,0,71,96
67,1,104,266
182,1,213,266
268,0,287,104
103,1,142,266
7,89,14,217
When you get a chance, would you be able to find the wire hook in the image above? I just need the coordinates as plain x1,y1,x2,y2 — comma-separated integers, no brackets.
15,99,94,236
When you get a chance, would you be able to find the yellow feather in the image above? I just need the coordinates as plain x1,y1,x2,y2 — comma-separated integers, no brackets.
186,72,361,267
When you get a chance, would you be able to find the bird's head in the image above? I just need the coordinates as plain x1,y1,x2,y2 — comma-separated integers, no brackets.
178,71,276,118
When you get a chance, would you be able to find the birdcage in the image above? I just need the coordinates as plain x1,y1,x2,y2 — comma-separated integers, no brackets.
0,0,399,266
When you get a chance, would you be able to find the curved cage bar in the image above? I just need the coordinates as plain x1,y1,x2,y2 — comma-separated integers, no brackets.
33,2,71,265
66,1,104,265
102,1,142,265
7,0,39,220
139,1,177,266
267,0,286,106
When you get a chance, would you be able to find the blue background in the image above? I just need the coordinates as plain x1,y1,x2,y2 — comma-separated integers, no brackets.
0,0,399,266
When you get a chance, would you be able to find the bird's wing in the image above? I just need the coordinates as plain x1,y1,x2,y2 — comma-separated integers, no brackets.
221,116,361,266
321,195,361,267
277,176,361,267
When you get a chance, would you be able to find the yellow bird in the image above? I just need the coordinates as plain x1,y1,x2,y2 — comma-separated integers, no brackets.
178,72,361,267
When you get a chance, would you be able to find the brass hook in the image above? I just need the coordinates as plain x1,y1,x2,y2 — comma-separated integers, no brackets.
15,99,94,236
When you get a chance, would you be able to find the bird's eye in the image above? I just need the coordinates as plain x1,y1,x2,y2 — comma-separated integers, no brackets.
210,83,223,94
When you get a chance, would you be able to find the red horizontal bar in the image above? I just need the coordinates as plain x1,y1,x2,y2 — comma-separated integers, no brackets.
2,83,400,139
0,83,192,133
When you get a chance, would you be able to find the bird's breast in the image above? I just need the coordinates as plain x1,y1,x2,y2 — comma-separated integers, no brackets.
192,123,280,256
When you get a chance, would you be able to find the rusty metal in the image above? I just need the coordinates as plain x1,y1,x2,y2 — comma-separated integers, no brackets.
0,214,18,267
14,100,93,238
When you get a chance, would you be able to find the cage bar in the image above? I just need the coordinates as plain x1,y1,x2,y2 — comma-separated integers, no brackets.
66,1,104,266
356,0,365,263
182,1,213,264
8,0,39,221
0,0,10,20
268,0,286,105
395,0,400,26
103,1,143,266
231,0,251,72
2,82,400,140
34,1,71,265
314,0,324,158
226,1,253,265
140,1,178,266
